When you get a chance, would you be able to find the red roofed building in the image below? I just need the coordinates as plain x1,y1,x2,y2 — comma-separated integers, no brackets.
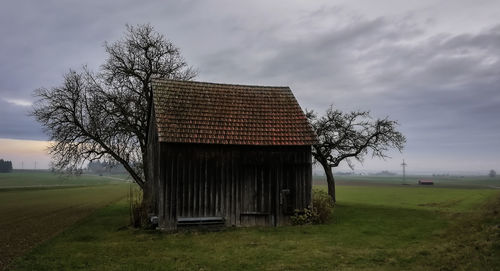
148,79,316,230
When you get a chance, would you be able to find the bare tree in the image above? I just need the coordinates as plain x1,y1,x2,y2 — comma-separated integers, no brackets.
489,170,496,178
307,106,406,202
32,24,196,212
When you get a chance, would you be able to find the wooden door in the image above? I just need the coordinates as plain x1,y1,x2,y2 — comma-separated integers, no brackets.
240,163,275,226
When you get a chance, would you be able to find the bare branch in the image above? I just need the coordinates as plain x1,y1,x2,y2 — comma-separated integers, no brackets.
32,24,197,191
308,105,406,202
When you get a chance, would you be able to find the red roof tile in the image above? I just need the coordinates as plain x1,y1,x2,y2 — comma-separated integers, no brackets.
152,79,317,145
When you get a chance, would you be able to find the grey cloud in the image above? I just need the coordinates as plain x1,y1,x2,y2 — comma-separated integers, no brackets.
0,0,499,171
0,99,45,140
197,10,500,166
0,0,197,140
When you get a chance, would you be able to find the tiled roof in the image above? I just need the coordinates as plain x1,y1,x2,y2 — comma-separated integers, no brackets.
152,79,317,145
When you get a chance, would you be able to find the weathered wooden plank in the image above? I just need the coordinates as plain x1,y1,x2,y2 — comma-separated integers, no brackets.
197,152,202,217
210,155,216,216
226,150,231,225
220,152,225,217
276,159,282,226
306,147,312,207
295,164,299,210
299,165,304,209
191,157,196,217
187,159,192,217
217,151,221,216
267,164,272,225
230,150,235,225
182,154,187,217
172,151,178,223
169,147,175,226
163,148,170,219
203,152,208,217
262,165,266,214
235,151,240,226
253,166,257,213
206,154,211,217
214,159,219,216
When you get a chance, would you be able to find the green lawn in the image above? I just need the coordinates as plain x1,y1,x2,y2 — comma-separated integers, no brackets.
10,185,500,271
0,173,130,271
332,185,497,212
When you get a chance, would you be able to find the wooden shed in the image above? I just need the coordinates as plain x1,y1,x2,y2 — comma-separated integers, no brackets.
148,79,316,230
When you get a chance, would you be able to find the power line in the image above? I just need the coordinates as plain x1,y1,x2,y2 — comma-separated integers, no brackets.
401,159,407,184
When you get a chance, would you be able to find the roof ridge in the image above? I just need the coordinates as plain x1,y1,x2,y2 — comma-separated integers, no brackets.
152,78,290,89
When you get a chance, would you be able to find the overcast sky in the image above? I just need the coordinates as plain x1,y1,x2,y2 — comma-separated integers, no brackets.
1,0,499,174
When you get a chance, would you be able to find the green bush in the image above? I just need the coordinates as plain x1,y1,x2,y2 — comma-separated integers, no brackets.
312,188,335,223
291,188,334,225
290,207,319,225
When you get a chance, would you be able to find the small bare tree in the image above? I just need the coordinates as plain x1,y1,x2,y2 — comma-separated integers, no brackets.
32,24,196,215
307,106,406,202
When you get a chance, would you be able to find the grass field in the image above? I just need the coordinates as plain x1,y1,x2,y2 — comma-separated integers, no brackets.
316,175,500,189
0,172,129,270
8,183,500,270
0,171,127,189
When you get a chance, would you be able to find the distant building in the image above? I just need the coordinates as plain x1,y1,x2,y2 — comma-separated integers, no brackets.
418,180,434,185
147,79,317,230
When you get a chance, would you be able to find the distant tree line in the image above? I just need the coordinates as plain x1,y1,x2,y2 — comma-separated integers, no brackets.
336,171,356,176
87,161,127,175
374,170,397,176
432,173,450,177
0,159,13,173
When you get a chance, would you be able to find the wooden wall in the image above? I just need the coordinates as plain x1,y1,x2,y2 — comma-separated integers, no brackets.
156,143,312,230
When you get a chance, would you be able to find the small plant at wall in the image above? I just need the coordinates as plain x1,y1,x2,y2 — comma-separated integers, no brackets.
291,188,334,225
129,184,149,228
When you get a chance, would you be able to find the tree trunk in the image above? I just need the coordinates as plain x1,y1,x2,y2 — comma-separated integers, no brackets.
320,161,336,203
142,155,157,216
142,180,153,212
136,171,155,228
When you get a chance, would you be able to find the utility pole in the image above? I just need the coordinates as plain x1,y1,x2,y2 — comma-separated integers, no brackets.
401,159,407,184
35,161,37,170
